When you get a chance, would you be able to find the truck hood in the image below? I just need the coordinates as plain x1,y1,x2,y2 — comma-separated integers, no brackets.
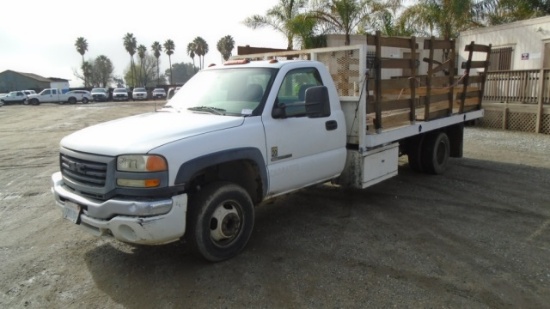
61,111,245,156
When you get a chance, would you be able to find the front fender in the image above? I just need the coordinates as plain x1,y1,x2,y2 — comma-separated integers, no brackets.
175,147,268,197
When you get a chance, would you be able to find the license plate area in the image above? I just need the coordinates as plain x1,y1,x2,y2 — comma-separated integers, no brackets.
62,201,81,224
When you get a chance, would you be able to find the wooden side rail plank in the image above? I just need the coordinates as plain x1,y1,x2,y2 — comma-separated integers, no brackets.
367,98,417,112
462,61,489,69
367,35,417,49
424,39,454,50
381,58,415,69
465,44,492,53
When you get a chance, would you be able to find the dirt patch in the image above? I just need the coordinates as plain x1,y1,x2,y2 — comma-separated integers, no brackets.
0,103,549,308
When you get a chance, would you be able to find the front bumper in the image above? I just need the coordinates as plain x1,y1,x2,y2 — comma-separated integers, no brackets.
51,172,187,245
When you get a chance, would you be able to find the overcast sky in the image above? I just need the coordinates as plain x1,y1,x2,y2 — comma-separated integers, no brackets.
0,0,286,87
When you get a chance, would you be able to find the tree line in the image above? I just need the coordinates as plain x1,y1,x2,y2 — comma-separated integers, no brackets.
244,0,550,49
75,0,550,87
74,34,235,88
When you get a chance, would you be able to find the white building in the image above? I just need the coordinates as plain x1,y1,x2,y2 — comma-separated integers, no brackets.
457,15,550,72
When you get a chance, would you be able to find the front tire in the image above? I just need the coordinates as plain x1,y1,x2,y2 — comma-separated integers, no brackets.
82,97,89,104
186,181,255,262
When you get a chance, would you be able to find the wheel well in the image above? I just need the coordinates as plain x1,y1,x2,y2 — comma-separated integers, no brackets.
400,124,463,158
188,160,264,204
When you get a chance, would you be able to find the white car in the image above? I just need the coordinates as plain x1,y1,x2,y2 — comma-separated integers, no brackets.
112,88,129,101
23,90,37,96
152,88,166,100
91,88,109,102
1,91,27,104
65,90,92,104
132,87,148,100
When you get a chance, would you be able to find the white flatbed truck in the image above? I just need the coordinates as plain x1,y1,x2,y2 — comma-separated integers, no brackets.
51,33,491,261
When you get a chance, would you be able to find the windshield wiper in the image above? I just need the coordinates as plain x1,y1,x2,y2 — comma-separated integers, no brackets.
187,106,226,115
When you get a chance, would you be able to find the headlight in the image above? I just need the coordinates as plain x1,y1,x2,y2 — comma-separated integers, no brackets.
117,155,167,172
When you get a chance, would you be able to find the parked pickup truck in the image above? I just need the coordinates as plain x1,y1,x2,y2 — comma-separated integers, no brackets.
51,33,491,262
27,88,84,105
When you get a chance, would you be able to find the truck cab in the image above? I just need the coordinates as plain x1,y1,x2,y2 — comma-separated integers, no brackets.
51,59,347,261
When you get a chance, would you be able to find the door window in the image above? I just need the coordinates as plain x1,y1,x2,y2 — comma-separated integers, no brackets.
275,68,324,117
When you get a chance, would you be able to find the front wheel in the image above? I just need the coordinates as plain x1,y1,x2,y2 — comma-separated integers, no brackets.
82,97,89,104
186,181,255,262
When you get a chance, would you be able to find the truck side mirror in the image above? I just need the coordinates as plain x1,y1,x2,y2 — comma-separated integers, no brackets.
272,98,288,119
305,86,331,118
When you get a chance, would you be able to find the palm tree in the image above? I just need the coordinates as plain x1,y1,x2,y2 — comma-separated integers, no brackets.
137,44,147,86
480,0,550,25
123,33,137,87
81,61,93,88
216,35,235,61
163,39,175,84
193,37,209,70
75,37,88,86
397,0,486,39
187,42,196,71
311,0,400,46
243,0,307,50
151,41,163,85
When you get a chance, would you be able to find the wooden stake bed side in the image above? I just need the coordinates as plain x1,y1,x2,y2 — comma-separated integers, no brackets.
366,31,492,134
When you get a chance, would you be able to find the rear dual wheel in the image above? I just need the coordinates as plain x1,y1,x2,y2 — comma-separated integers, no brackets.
407,131,450,175
186,181,255,262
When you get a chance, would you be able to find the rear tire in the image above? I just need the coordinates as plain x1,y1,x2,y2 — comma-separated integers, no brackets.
82,97,89,104
186,181,255,262
421,132,450,175
68,97,76,104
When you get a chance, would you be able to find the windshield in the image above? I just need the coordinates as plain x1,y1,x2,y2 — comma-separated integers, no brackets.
91,88,105,93
134,88,146,92
114,88,127,93
166,67,276,116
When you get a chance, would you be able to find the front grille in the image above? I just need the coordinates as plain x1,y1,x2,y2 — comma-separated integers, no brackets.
61,154,107,187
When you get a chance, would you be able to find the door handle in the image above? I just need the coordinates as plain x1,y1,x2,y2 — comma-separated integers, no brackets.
325,120,338,131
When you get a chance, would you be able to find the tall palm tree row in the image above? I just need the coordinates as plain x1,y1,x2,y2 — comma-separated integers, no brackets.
75,37,88,86
164,39,175,85
151,41,163,86
123,33,137,87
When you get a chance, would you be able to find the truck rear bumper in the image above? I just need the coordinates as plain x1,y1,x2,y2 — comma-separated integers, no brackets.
51,172,187,245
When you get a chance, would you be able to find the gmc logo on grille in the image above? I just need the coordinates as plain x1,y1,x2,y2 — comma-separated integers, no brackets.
68,162,87,173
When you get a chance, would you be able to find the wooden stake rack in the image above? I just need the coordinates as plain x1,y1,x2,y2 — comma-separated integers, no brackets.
366,31,492,133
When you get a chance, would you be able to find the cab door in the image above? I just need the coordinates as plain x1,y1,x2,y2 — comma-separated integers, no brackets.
262,65,347,196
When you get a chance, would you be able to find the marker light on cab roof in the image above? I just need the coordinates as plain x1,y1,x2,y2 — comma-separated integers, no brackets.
224,59,250,65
